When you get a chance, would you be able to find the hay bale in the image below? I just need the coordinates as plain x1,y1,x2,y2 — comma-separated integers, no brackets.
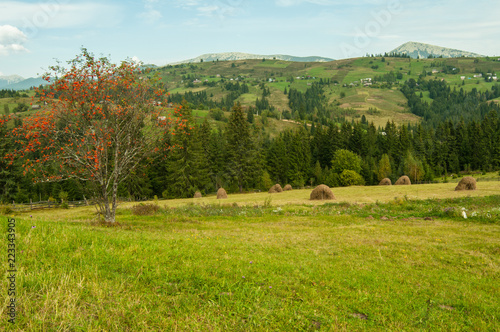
217,188,228,199
193,191,202,198
395,175,411,185
310,184,335,200
268,184,283,193
283,184,293,191
379,178,392,186
455,176,477,191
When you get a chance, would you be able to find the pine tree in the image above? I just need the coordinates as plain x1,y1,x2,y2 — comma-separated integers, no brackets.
164,102,210,198
226,103,260,192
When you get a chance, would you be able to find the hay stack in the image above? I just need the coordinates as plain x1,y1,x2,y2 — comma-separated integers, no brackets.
310,184,335,200
455,176,477,191
284,184,293,191
193,191,202,198
268,184,283,193
395,175,411,185
217,188,228,199
379,178,392,186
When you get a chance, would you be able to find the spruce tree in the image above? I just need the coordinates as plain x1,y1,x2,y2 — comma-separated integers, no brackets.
226,103,259,192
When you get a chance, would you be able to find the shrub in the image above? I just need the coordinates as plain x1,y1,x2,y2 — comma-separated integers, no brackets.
1,205,13,215
131,203,160,216
339,170,365,187
331,149,362,174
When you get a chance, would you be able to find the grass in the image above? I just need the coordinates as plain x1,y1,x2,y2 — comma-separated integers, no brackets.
1,181,500,330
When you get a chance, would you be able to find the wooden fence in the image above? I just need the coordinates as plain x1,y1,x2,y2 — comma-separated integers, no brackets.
9,199,94,212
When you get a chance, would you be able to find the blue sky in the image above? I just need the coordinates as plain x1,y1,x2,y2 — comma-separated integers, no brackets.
1,0,499,77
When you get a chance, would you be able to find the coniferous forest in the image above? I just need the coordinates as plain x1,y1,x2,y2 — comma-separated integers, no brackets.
1,57,500,203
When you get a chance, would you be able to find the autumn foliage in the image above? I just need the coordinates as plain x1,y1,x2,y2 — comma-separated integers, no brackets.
5,49,189,222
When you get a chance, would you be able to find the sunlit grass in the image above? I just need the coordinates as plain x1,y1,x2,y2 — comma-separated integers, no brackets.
1,183,499,330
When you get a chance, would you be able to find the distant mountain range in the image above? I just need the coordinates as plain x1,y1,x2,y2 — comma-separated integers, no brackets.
1,43,490,90
390,42,484,59
170,52,335,65
0,75,47,90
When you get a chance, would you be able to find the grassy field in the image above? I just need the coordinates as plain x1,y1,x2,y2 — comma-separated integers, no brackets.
1,182,499,330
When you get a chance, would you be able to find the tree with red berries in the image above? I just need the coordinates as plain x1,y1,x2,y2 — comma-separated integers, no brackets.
6,49,187,223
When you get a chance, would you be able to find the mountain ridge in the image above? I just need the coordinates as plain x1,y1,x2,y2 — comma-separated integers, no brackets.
390,41,484,59
0,76,48,90
170,52,334,65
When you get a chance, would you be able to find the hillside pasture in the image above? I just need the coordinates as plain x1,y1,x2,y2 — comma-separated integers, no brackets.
1,181,499,331
338,88,420,127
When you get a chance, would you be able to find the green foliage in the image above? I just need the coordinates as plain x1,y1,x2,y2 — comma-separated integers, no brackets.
225,103,261,192
209,108,225,121
331,149,362,174
259,170,273,191
324,168,340,187
402,151,425,183
59,190,69,203
0,205,13,214
339,170,365,187
377,154,392,181
164,102,211,198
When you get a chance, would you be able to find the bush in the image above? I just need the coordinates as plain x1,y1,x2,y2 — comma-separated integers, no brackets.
131,203,160,216
1,205,13,215
331,149,362,174
339,170,365,187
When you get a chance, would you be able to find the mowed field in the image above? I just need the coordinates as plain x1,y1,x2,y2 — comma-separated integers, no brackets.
1,182,499,331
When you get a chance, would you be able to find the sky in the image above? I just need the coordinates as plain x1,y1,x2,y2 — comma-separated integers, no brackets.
0,0,499,78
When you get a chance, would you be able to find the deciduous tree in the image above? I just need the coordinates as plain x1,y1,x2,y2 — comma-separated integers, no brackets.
6,49,187,223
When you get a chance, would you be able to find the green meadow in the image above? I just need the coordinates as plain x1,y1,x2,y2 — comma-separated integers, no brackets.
2,182,500,331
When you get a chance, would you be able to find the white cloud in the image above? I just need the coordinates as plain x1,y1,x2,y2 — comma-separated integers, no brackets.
0,25,28,56
275,0,387,6
131,56,141,65
140,0,162,23
175,0,202,8
0,1,121,32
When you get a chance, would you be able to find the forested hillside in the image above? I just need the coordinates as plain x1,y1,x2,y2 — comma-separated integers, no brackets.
1,55,499,203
